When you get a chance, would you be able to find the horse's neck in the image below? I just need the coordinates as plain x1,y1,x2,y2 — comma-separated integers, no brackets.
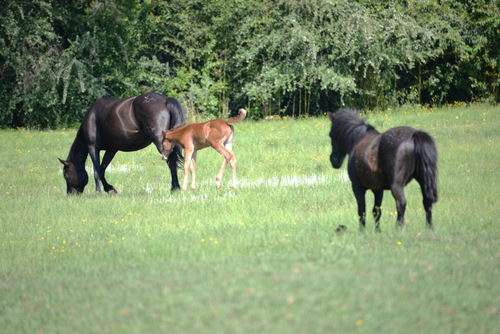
348,127,379,154
166,127,188,144
68,128,88,166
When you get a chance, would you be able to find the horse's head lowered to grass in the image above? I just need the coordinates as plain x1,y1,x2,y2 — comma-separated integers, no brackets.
58,158,88,194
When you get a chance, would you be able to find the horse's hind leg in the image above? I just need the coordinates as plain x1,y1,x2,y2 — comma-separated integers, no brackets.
224,141,237,188
391,185,407,228
418,180,434,229
372,190,384,232
416,178,435,230
213,143,234,189
189,151,197,190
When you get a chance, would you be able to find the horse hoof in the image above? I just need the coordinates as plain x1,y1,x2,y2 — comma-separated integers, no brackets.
108,189,118,196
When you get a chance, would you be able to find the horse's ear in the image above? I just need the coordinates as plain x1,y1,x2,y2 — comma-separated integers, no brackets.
58,158,70,166
162,130,167,138
327,112,334,122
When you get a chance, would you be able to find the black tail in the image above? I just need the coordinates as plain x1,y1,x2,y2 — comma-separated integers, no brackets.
166,97,186,167
413,131,438,203
166,97,186,128
167,144,184,168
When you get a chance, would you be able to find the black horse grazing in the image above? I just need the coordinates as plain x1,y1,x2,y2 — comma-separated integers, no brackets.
327,109,438,231
59,92,186,195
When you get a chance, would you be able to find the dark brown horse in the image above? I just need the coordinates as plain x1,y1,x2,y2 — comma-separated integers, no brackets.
327,109,438,231
59,92,186,195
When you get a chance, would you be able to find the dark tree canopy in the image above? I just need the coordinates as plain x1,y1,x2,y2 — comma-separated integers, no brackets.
1,0,498,127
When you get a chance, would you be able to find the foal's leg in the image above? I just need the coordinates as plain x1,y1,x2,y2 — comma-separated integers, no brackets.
190,151,197,190
212,143,234,189
181,147,195,192
224,141,237,188
391,185,407,228
372,190,384,232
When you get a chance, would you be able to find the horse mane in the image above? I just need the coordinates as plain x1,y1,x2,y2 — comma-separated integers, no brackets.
168,122,191,132
67,126,89,163
331,109,378,153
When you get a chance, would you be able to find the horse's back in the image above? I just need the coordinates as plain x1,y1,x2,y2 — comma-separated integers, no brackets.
133,93,185,129
88,92,184,129
379,127,418,186
381,126,416,145
85,95,119,116
79,92,185,152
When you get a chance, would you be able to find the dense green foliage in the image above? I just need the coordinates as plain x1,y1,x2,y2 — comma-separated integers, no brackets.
1,0,499,127
1,105,499,332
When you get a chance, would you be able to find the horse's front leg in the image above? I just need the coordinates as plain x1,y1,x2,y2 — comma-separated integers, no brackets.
181,147,195,193
100,150,118,195
352,183,367,230
391,185,407,228
87,144,103,194
373,190,384,232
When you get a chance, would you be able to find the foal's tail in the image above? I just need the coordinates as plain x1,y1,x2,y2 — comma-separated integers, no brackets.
413,131,438,203
227,109,247,125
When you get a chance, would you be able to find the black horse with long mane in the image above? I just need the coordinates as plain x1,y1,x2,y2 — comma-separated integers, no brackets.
327,109,438,231
59,92,185,195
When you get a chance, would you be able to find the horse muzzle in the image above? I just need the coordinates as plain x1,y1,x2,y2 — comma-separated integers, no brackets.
330,153,345,169
161,153,169,161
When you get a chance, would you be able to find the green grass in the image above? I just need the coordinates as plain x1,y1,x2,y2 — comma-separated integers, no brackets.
1,104,499,333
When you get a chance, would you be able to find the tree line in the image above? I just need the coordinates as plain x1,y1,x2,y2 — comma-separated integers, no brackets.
1,0,498,128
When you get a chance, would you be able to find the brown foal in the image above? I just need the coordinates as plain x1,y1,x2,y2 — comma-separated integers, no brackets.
161,108,247,192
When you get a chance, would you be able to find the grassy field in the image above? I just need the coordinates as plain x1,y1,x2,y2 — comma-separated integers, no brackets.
1,104,499,333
